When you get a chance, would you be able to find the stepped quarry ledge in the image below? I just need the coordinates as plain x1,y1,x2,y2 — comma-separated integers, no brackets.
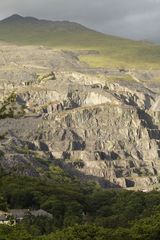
0,44,160,191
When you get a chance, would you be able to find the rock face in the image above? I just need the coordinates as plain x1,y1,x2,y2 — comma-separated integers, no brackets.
0,44,160,190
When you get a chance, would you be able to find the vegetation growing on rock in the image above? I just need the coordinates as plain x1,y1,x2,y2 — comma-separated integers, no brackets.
0,92,26,119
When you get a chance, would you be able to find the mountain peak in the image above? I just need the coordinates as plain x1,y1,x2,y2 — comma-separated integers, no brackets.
2,14,23,22
1,14,38,23
10,14,23,18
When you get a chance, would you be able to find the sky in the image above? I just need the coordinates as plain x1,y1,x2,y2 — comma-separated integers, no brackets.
0,0,160,42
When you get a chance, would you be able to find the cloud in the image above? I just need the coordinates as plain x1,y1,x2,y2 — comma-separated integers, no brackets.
0,0,160,42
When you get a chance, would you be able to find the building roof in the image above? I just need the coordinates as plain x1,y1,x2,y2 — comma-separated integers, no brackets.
9,209,29,219
0,215,7,221
9,209,52,219
31,209,52,218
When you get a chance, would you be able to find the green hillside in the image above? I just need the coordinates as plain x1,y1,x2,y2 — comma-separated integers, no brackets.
0,14,160,69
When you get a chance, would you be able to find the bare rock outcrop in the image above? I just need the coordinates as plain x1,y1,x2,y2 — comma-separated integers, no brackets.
0,44,160,190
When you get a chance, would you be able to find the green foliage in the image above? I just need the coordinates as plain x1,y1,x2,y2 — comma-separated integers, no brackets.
0,93,16,119
1,174,160,239
0,150,4,158
0,92,25,119
0,195,7,211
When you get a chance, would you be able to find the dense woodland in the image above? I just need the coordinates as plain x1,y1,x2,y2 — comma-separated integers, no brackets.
1,168,160,240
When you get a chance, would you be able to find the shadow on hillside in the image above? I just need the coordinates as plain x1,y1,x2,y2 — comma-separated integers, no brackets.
53,158,121,189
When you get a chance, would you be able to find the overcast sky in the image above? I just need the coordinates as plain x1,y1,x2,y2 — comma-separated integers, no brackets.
0,0,160,42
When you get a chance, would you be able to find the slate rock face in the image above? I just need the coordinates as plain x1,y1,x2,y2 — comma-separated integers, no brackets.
0,44,160,190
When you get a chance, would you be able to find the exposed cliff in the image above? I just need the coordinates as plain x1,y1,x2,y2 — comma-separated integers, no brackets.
0,44,160,190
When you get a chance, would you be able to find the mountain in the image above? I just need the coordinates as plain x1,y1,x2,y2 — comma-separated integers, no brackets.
0,15,160,191
0,14,160,69
0,14,96,46
1,14,39,23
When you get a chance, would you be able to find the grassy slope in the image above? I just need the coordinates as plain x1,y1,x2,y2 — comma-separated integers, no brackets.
0,16,160,69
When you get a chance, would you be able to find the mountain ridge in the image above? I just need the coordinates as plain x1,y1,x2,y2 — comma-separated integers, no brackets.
0,14,157,43
1,14,39,23
0,13,144,45
0,14,94,33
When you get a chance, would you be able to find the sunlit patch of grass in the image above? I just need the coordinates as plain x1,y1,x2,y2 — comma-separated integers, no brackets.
79,46,160,70
0,19,160,70
105,74,134,82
